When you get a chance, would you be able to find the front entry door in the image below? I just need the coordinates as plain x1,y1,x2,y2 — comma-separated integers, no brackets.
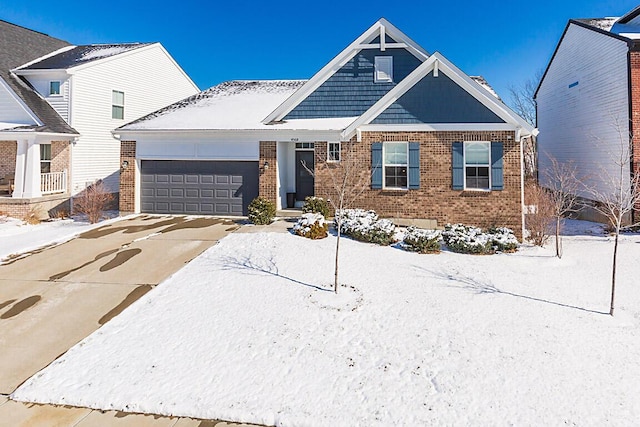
295,151,314,202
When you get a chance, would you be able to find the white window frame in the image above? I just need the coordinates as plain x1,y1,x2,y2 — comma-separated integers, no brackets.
382,141,408,189
374,56,393,83
112,90,125,119
49,81,61,96
40,143,52,174
327,142,340,162
463,141,491,191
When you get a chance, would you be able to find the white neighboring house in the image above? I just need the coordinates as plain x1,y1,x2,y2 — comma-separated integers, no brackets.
535,6,640,221
0,20,199,217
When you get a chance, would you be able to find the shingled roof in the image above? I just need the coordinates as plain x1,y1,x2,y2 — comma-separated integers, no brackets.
0,20,78,135
19,43,152,70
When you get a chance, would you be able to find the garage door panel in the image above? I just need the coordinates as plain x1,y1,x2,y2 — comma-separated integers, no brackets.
140,160,258,216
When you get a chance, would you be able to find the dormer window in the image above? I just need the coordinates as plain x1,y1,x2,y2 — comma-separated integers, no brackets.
49,81,61,96
374,56,393,83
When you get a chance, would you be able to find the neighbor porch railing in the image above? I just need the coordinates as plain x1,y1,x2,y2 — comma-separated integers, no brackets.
41,170,67,195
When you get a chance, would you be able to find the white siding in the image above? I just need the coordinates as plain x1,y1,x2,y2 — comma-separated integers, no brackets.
537,24,630,199
69,44,198,194
0,81,38,126
25,73,71,122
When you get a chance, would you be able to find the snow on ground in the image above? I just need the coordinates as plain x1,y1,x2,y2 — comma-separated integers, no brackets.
0,213,120,263
11,221,640,426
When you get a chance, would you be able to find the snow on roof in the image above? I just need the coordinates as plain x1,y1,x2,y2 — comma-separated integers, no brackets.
579,18,619,31
121,80,357,131
470,76,500,100
21,43,151,70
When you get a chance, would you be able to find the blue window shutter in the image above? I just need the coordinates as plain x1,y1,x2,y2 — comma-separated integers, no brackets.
408,142,420,189
371,142,382,189
491,141,504,190
452,142,464,190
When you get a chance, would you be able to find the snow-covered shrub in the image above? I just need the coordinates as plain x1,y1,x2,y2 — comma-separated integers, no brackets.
293,213,328,239
248,196,275,225
302,196,330,218
443,224,492,254
403,227,442,254
335,209,396,245
487,227,519,252
443,224,519,254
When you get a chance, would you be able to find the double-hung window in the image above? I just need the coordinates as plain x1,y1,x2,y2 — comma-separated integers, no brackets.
374,56,393,83
112,90,125,119
328,142,340,162
464,142,490,190
40,144,52,174
383,142,408,189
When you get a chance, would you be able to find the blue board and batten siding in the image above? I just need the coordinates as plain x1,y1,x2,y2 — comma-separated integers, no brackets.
284,48,421,119
372,73,505,124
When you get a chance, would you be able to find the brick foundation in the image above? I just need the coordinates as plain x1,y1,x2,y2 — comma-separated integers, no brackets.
119,141,136,214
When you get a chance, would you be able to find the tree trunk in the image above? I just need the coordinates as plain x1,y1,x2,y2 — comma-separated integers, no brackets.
610,231,619,316
555,216,562,258
334,222,340,294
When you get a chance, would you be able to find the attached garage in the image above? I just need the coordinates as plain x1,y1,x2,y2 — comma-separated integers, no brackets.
140,160,259,216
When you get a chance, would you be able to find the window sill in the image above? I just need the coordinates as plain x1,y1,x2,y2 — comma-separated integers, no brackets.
380,187,409,192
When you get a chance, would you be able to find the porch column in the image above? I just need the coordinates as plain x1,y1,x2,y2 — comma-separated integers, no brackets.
13,138,41,198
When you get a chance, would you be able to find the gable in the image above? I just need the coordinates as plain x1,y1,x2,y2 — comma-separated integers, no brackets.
0,78,38,126
284,47,421,119
372,72,504,124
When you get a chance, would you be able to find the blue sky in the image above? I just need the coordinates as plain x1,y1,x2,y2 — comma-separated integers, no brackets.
1,0,638,105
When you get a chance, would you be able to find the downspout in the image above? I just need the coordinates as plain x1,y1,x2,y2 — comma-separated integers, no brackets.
517,127,527,242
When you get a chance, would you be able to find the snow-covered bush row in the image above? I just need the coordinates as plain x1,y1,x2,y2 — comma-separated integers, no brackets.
293,213,328,239
402,226,442,254
334,209,396,246
443,224,518,254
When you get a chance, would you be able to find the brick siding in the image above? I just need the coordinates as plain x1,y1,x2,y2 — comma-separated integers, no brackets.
119,141,136,214
311,131,523,238
259,141,277,204
0,141,17,180
631,51,640,219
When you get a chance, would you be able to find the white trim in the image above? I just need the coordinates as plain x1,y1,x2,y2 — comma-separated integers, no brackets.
462,141,491,191
115,128,345,142
382,141,409,190
262,18,429,124
340,52,537,141
359,43,409,49
359,123,520,132
380,25,386,51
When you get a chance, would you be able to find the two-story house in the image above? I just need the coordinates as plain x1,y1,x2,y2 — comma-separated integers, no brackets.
0,20,199,217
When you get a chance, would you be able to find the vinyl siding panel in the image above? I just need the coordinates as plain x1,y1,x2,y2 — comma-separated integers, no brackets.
537,24,630,199
25,74,71,122
69,45,198,194
285,48,421,119
372,72,505,124
0,81,38,125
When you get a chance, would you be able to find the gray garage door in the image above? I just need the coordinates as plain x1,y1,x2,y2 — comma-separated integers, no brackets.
140,160,259,215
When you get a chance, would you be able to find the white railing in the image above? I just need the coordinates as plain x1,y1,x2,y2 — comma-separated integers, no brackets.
41,170,67,195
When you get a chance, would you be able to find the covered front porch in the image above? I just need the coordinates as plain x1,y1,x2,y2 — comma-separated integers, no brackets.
0,135,70,199
276,141,327,210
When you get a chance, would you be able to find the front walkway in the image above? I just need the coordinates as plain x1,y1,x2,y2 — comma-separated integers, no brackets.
0,215,265,427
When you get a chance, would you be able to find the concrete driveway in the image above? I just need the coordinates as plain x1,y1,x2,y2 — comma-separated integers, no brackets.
0,215,239,395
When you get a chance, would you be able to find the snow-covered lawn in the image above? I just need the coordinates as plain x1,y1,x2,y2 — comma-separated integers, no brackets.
11,221,640,426
0,213,120,263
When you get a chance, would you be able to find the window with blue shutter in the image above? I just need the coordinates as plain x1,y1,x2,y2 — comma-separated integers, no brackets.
408,142,420,189
371,142,383,189
452,142,464,190
490,142,504,190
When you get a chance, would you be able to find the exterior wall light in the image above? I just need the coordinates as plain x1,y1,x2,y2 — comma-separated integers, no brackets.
121,160,129,170
264,161,269,170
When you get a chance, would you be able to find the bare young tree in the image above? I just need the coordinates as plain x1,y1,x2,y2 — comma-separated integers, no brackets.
303,141,372,293
543,156,581,258
586,118,640,316
523,180,554,247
